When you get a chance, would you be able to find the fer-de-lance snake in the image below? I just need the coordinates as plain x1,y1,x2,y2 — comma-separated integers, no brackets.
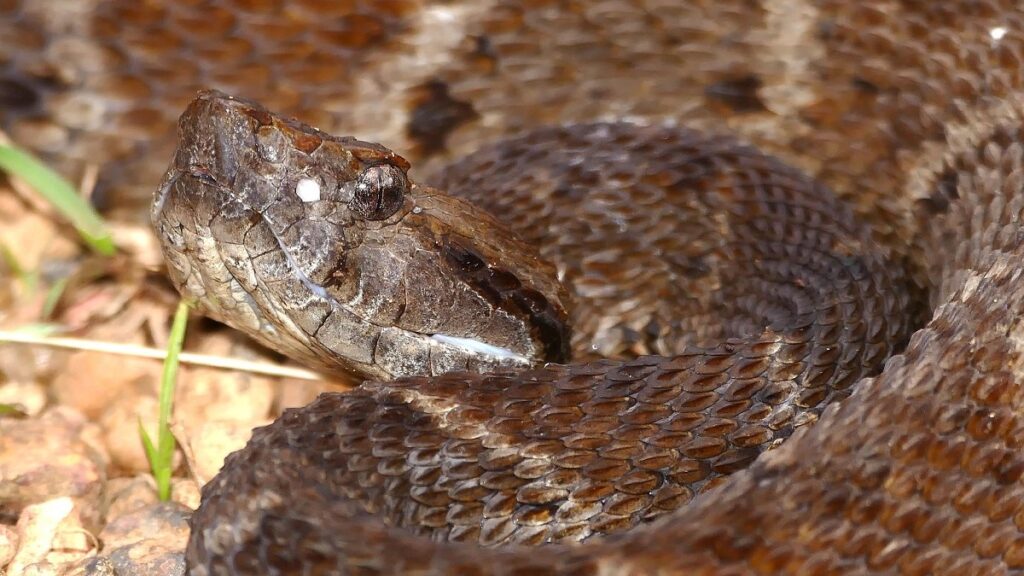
7,1,1024,574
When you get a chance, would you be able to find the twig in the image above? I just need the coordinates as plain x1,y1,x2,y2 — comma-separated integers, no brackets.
0,330,321,380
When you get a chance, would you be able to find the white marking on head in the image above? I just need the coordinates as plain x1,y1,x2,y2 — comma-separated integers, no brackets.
991,26,1008,41
296,178,321,202
431,333,530,362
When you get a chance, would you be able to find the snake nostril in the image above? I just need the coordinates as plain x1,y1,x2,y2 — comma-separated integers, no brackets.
187,165,219,187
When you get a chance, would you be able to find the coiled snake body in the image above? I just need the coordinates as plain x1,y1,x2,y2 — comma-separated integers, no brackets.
7,1,1024,574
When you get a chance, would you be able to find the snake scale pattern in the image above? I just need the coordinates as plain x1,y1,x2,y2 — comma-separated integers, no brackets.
7,1,1024,574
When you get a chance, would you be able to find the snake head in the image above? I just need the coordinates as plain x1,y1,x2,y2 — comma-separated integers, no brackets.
152,90,570,380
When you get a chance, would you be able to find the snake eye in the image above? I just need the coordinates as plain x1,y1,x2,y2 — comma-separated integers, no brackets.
352,162,408,220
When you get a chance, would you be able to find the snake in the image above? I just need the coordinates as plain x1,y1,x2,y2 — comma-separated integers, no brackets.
6,0,1024,574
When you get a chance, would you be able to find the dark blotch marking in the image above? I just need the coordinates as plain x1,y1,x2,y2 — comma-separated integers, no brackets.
487,269,522,292
407,80,478,155
817,19,837,40
468,35,499,73
442,240,486,273
918,168,960,215
669,255,711,279
705,75,766,113
473,36,496,59
512,288,550,315
441,237,571,363
851,77,881,94
0,76,40,110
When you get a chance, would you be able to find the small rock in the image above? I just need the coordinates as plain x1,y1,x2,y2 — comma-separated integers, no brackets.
107,538,185,576
100,502,189,551
169,479,200,512
64,556,116,576
105,476,200,521
0,345,59,393
18,560,61,575
0,380,47,417
0,523,18,567
187,419,267,485
52,352,156,420
177,365,275,427
97,502,190,576
104,478,157,521
108,221,165,271
48,515,94,565
173,333,278,425
7,497,94,575
0,195,78,273
0,408,107,530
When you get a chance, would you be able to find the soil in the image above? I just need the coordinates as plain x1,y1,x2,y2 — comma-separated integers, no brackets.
0,179,353,575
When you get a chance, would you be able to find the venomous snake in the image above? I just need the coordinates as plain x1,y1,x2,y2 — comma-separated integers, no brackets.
7,1,1024,574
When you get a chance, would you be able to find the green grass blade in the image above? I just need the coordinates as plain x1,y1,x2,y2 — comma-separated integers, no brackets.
138,420,158,464
0,403,26,417
10,323,61,336
40,276,69,319
0,145,116,256
143,299,190,501
0,241,38,293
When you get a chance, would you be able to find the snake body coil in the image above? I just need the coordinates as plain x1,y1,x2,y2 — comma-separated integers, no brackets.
7,1,1024,574
154,91,914,573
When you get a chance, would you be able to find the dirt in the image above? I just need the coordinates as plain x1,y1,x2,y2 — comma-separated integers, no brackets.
0,180,353,575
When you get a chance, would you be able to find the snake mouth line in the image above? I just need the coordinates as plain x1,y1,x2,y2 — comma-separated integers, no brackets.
264,209,532,365
428,333,530,362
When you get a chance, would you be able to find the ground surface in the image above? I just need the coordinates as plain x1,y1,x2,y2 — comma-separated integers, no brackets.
0,177,350,575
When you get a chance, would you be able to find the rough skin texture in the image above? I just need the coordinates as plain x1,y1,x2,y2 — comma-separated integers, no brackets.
155,91,913,573
8,0,1024,574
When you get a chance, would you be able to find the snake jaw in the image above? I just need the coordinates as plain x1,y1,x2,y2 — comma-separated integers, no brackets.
152,90,571,379
429,333,532,362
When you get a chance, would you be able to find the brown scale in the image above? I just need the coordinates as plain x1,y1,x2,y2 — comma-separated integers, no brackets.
7,0,1024,574
166,91,913,574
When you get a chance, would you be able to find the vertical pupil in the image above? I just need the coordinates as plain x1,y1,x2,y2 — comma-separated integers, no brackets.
373,171,387,211
356,163,406,220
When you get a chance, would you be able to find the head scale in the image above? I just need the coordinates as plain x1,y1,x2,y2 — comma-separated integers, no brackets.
152,90,570,380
